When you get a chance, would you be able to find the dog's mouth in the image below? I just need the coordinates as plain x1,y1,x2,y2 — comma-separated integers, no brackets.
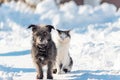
37,44,47,48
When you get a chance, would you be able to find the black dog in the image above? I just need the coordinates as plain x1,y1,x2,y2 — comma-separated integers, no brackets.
28,24,57,79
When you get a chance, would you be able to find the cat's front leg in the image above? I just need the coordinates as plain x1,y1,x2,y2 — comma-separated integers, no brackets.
56,62,62,74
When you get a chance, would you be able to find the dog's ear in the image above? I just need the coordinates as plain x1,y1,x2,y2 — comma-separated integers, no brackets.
28,24,37,32
46,25,55,32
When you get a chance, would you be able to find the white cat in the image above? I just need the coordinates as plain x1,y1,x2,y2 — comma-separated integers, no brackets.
53,29,73,74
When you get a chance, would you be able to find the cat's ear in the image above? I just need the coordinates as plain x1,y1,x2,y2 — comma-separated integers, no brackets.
66,29,71,34
56,29,61,34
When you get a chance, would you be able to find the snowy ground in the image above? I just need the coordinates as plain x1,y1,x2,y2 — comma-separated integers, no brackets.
0,0,120,80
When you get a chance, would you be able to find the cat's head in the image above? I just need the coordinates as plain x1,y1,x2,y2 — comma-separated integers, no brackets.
56,29,71,43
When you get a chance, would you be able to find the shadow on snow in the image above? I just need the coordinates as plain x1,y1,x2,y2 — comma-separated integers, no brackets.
0,50,30,56
0,65,35,73
69,70,120,80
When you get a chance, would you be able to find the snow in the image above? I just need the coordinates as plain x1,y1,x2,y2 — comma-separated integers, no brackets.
0,0,120,80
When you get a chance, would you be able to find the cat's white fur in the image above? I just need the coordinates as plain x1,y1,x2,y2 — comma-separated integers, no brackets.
55,32,72,74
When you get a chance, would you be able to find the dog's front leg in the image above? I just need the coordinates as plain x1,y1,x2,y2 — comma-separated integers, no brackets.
35,62,43,79
47,61,53,79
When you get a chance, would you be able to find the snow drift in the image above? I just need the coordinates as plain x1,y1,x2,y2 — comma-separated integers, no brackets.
0,0,120,80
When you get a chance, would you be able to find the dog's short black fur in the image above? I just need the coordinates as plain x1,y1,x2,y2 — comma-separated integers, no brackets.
28,24,57,79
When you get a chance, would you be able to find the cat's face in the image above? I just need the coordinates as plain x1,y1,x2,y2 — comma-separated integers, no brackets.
57,29,71,43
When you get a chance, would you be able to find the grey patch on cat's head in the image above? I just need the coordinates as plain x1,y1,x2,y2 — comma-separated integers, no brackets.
56,29,71,40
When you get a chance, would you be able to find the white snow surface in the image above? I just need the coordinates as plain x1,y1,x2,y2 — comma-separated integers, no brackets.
0,0,120,80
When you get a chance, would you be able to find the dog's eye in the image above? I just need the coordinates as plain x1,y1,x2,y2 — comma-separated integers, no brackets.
36,33,40,36
43,32,47,36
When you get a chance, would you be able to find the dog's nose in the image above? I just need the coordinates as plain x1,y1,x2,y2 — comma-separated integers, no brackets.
40,44,45,47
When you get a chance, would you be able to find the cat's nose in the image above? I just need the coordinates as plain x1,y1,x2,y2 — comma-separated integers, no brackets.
60,36,66,40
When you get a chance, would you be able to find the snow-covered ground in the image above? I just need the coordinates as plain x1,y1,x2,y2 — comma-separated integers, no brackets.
0,0,120,80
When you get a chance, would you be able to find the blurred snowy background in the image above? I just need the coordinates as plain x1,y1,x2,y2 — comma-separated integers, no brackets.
0,0,120,80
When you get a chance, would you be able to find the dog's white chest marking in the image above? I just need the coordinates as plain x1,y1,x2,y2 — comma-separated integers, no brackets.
38,56,44,61
41,57,44,61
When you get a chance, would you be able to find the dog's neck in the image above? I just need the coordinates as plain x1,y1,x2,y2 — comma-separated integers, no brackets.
32,41,52,58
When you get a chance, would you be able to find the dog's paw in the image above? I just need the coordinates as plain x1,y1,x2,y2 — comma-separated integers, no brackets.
47,75,53,79
36,74,43,79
